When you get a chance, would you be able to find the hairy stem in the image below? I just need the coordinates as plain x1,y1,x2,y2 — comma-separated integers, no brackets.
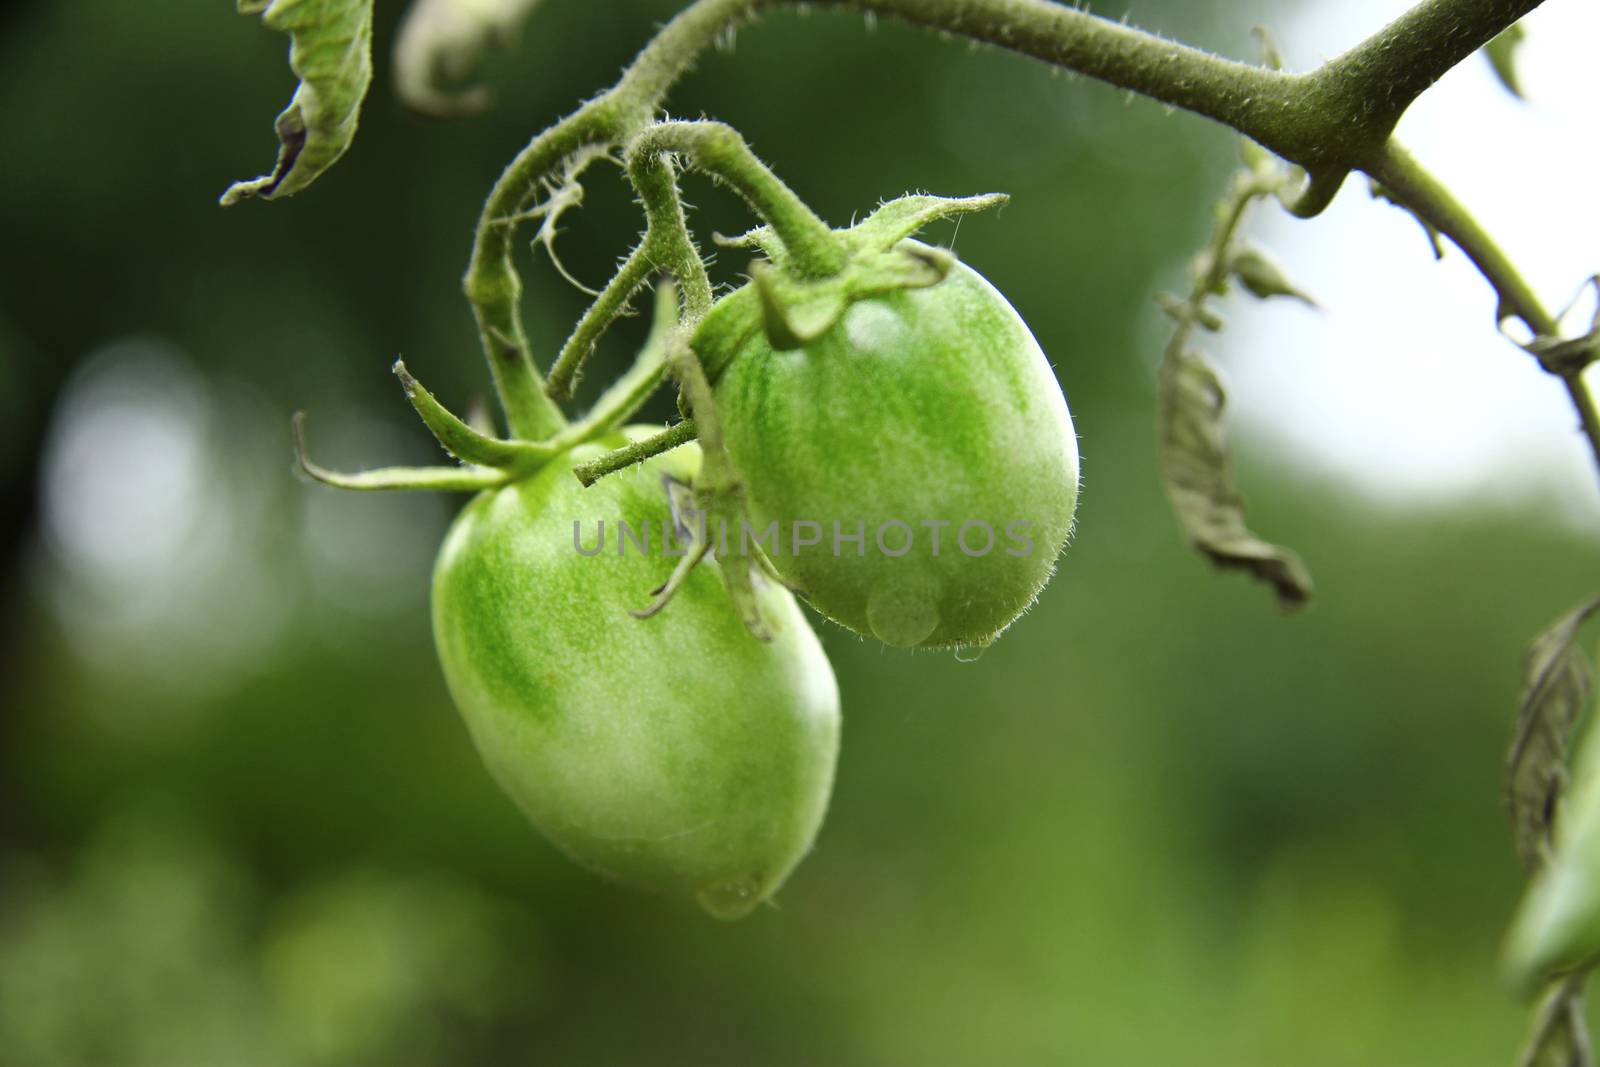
630,153,715,319
629,121,846,278
844,0,1310,156
546,243,656,400
573,419,698,486
545,148,715,403
569,280,683,440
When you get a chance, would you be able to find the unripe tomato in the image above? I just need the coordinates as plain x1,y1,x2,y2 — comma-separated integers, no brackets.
431,431,840,919
708,255,1079,648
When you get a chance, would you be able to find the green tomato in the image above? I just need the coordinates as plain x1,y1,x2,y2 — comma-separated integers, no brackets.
707,255,1080,648
431,430,840,920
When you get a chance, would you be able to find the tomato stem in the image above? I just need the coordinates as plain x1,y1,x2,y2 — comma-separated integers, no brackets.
627,121,846,280
573,419,699,488
563,281,685,445
545,152,716,404
545,243,657,403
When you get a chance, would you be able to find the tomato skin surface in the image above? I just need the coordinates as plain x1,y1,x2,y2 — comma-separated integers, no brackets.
431,431,840,919
711,257,1080,648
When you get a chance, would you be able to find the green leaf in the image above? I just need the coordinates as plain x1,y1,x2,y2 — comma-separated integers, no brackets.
222,0,375,206
1485,23,1528,101
1156,347,1312,609
393,0,546,117
1508,598,1600,872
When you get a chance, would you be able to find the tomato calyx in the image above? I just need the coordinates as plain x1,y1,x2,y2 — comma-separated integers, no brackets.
704,191,1008,360
294,284,690,494
292,361,553,493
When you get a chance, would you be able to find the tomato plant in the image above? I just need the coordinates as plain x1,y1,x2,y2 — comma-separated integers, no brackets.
229,1,1600,1057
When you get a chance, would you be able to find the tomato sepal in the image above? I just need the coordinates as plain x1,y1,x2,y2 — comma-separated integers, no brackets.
710,191,1009,354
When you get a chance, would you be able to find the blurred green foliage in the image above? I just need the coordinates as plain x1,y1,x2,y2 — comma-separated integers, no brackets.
1,0,1594,1064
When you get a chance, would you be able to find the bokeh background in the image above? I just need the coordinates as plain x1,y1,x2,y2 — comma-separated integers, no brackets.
2,0,1598,1064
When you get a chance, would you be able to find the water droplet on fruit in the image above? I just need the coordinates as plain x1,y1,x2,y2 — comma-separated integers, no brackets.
866,583,939,647
697,875,765,921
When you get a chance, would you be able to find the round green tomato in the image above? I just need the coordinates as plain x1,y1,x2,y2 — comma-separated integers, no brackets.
709,256,1079,648
431,431,840,919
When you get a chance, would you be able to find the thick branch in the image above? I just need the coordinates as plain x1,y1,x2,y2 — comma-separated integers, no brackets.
818,0,1539,173
1315,0,1545,141
838,0,1315,160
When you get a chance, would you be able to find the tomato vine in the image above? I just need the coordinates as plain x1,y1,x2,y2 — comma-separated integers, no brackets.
224,0,1600,1056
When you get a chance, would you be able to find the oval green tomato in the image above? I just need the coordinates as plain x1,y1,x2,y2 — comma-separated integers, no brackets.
710,257,1079,648
431,431,840,920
